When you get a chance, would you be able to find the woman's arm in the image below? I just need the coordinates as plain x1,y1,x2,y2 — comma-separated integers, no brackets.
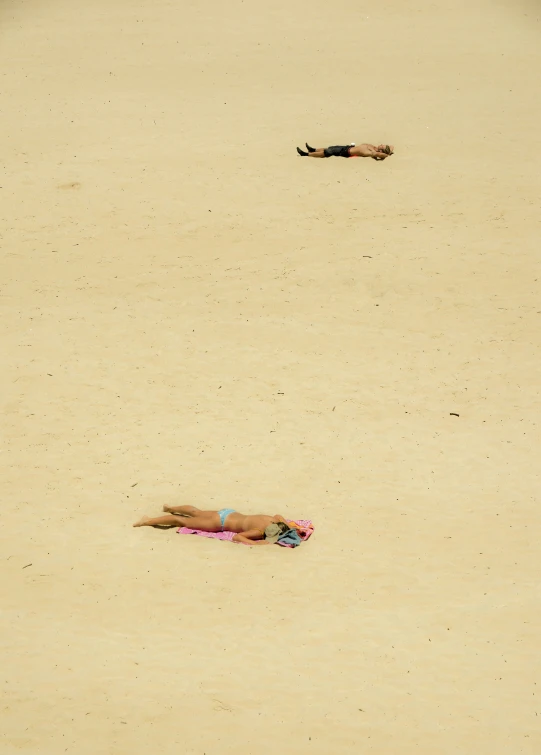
232,529,268,545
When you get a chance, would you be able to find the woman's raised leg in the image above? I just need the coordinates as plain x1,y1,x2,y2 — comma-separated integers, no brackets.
133,511,222,531
163,504,201,516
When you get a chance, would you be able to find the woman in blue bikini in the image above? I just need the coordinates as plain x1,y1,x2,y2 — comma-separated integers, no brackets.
133,505,289,546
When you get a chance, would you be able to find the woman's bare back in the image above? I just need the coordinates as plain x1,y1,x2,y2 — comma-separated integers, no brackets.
224,512,280,533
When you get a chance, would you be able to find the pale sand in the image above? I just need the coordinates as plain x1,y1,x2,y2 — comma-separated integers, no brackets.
1,0,540,752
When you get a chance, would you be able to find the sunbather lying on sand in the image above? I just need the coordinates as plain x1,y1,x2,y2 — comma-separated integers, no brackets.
297,142,394,159
133,505,291,546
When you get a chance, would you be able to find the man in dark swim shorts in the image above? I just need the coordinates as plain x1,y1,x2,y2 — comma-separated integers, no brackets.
296,142,394,160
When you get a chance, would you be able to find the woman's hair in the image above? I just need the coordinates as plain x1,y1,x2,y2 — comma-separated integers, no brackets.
264,521,291,542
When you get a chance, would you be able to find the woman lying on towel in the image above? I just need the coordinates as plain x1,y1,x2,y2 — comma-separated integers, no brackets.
133,505,294,546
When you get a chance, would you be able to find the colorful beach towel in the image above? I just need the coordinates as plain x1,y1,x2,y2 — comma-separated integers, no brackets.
177,519,314,547
280,519,314,548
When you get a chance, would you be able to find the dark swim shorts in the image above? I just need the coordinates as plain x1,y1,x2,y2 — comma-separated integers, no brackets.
323,145,351,158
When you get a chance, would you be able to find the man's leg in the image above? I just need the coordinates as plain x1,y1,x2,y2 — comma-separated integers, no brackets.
297,146,326,157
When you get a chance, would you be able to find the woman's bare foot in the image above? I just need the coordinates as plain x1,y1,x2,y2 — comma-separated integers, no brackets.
133,516,150,527
162,505,173,513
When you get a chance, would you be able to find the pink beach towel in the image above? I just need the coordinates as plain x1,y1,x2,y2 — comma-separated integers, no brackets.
177,519,314,547
281,519,314,547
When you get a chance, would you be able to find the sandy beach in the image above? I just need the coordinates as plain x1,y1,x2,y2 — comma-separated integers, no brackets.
1,0,540,752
